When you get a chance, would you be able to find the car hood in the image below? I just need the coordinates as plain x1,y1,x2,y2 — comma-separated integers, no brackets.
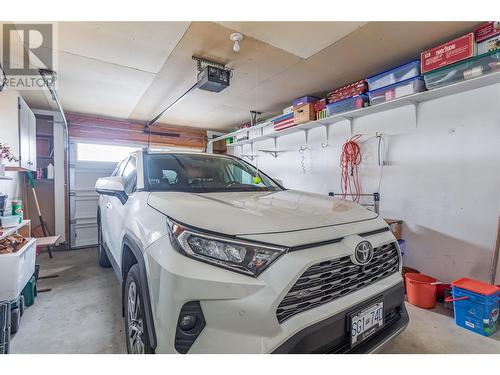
147,190,378,236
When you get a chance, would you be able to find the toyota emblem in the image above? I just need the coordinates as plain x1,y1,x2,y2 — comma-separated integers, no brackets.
354,241,374,265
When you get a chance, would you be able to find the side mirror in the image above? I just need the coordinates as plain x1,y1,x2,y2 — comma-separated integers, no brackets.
95,176,128,204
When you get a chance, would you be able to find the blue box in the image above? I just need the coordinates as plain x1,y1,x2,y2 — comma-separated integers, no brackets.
450,287,499,337
326,94,369,116
292,96,318,108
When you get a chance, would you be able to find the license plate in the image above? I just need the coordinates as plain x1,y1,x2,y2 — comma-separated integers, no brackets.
350,301,384,346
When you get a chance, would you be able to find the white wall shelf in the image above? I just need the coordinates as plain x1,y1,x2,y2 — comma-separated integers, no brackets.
211,71,500,149
0,175,13,180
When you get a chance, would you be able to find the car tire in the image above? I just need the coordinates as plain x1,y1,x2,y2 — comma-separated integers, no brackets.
97,219,111,268
124,264,153,354
10,307,20,334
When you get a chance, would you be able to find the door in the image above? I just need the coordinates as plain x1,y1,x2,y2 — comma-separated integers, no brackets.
106,154,137,262
69,143,117,248
69,142,137,248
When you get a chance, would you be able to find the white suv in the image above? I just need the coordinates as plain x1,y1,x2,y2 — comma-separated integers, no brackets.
95,149,408,354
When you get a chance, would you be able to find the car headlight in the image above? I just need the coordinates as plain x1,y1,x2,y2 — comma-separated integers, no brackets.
167,219,287,277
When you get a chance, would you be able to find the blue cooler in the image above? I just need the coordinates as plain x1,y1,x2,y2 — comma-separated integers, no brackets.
446,278,499,337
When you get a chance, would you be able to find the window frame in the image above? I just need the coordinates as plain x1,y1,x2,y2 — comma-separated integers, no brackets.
121,155,137,195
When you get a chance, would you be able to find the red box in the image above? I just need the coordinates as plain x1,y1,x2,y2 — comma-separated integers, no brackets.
474,21,500,43
421,33,476,74
327,80,367,103
313,98,327,112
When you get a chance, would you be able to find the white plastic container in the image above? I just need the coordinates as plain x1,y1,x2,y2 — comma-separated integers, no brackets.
367,77,426,105
47,163,55,179
248,127,262,140
0,215,22,228
261,122,275,136
0,238,36,302
234,130,249,142
366,60,421,91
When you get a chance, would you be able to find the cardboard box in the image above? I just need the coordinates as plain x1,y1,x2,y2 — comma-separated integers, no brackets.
421,33,476,74
293,103,315,125
384,218,403,240
478,35,500,54
474,21,500,43
212,139,227,153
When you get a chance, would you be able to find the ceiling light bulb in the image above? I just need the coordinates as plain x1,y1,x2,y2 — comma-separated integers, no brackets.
230,33,243,53
233,41,240,53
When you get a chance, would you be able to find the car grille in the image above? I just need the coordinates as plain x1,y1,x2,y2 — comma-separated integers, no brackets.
276,242,400,323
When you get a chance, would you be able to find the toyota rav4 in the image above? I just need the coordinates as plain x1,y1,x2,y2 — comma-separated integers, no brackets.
95,149,408,354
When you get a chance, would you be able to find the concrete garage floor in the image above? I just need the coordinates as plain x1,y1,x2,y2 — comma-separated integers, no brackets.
11,248,500,354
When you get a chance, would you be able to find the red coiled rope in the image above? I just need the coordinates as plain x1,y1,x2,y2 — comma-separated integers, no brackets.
340,135,362,202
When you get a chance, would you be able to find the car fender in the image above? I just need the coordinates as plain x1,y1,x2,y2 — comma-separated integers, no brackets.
122,234,157,350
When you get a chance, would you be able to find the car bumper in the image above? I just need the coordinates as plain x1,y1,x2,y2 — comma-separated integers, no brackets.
272,282,408,353
144,230,406,354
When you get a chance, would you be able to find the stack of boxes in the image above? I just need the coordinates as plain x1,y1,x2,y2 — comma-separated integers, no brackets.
366,60,425,105
237,21,499,137
314,99,328,120
325,80,369,116
423,23,500,90
272,112,295,131
292,96,317,126
475,21,500,55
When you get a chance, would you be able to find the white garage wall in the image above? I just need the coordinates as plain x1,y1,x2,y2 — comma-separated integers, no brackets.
234,83,500,283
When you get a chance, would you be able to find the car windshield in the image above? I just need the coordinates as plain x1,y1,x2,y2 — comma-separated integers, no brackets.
145,153,282,193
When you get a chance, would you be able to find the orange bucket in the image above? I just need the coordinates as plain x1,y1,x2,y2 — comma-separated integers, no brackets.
405,273,438,309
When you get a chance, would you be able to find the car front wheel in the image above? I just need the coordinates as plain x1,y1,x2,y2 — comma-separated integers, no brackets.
124,264,153,354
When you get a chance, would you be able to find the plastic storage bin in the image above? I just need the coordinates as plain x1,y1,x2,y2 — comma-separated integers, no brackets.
366,60,421,91
0,302,10,354
261,122,275,136
424,50,500,90
22,275,37,307
0,215,22,228
0,238,36,302
248,127,262,140
446,278,500,337
292,96,318,108
326,94,368,116
367,77,426,105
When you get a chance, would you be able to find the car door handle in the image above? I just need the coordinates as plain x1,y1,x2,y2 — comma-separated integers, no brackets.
106,202,112,209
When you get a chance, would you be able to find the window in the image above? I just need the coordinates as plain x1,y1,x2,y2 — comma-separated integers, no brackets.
145,154,281,193
122,156,137,194
76,143,137,162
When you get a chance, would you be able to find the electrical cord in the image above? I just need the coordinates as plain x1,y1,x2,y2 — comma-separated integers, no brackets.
340,135,362,202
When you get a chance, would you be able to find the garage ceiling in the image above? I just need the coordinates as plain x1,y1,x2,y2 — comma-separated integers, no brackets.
2,21,481,131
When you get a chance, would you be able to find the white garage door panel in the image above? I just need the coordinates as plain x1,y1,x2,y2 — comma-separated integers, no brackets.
70,154,116,248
